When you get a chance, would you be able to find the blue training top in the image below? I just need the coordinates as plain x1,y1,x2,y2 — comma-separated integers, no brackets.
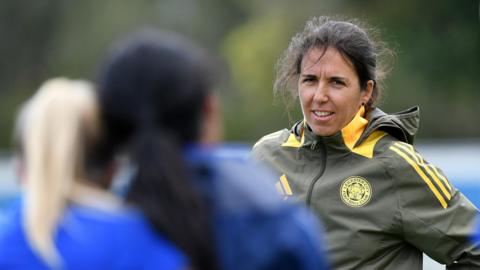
0,197,186,270
184,144,330,270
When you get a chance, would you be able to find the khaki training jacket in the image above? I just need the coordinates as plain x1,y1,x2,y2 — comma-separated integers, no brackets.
252,106,480,270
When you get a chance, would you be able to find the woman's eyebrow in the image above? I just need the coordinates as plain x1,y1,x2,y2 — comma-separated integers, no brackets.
329,75,349,82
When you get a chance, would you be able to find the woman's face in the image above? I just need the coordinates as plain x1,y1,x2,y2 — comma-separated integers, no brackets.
298,47,373,136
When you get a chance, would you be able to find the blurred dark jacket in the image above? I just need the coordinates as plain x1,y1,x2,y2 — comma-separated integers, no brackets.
185,144,330,270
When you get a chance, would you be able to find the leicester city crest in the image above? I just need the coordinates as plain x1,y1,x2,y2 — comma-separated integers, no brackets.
340,176,372,207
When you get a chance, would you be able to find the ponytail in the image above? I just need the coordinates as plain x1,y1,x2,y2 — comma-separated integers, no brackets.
98,30,219,270
17,78,98,268
127,129,217,270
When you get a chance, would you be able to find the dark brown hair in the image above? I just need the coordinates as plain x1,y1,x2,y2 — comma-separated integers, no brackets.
275,16,394,113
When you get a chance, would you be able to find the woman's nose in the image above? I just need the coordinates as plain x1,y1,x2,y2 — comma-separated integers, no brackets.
312,84,329,103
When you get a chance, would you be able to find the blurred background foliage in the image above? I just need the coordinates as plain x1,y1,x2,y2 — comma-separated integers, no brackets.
0,0,479,149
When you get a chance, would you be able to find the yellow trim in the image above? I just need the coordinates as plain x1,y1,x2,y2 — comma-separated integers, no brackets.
283,107,384,158
399,143,421,163
339,106,386,159
398,143,451,190
279,174,293,195
402,142,452,192
431,166,452,191
342,106,368,150
351,131,387,159
393,143,451,200
281,133,302,148
390,145,448,209
281,126,305,148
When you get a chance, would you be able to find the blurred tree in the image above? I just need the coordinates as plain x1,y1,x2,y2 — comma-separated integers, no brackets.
362,0,480,138
221,9,296,141
0,0,479,149
0,0,247,149
0,0,64,148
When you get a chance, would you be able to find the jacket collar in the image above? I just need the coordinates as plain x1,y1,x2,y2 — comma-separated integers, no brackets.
287,106,420,149
300,106,368,151
360,106,419,145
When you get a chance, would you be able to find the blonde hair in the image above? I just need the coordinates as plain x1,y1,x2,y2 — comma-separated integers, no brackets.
16,78,99,267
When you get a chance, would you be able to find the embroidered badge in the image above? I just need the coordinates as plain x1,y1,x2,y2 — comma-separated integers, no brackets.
340,176,372,207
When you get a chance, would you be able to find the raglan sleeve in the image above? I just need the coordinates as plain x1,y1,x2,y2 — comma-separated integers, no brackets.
251,130,287,165
386,142,480,269
251,133,278,164
251,141,266,162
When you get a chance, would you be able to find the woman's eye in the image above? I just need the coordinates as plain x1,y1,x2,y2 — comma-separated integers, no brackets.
302,77,316,84
332,80,346,87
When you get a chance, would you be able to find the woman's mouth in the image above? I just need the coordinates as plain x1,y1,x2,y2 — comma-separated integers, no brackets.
313,111,334,117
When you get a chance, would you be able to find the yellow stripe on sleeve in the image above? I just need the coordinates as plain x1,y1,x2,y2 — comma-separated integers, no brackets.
393,143,451,200
401,143,451,191
390,145,448,209
431,165,452,191
280,174,293,195
400,143,421,163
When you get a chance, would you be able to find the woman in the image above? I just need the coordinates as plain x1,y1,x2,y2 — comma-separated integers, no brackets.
97,30,330,270
253,16,480,269
0,78,187,270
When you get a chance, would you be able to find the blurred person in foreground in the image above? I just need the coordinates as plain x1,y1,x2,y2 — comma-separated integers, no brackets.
252,16,480,269
0,78,187,269
96,29,329,270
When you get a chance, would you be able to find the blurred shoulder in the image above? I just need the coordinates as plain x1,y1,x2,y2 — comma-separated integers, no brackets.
71,205,187,269
186,144,283,212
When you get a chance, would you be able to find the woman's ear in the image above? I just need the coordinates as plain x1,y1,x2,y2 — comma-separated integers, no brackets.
200,93,223,144
362,80,375,105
